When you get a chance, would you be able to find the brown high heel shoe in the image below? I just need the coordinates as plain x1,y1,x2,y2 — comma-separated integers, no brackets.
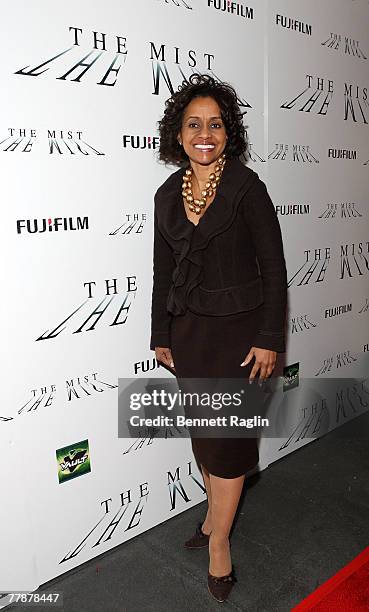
207,565,237,603
184,521,211,549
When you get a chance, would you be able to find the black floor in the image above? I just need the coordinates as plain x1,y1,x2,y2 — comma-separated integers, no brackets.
7,411,369,612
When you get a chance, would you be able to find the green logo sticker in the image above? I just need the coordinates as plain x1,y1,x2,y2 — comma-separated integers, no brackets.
56,439,91,483
283,362,299,391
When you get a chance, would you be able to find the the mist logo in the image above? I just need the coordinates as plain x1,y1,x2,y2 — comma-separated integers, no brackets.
1,373,117,423
291,314,317,334
269,144,319,163
48,130,105,155
36,275,137,341
341,242,369,279
289,243,368,284
281,75,334,116
289,247,331,286
168,462,206,510
109,213,148,236
0,128,104,156
359,297,369,314
11,373,118,422
156,0,193,8
122,135,159,150
277,378,369,452
321,32,367,59
14,26,128,87
281,75,369,123
150,42,214,95
17,216,89,235
315,351,357,376
149,42,252,113
278,397,328,450
318,202,363,220
343,82,368,123
207,1,254,19
59,483,149,564
283,363,299,391
244,143,266,163
0,128,36,153
56,439,91,483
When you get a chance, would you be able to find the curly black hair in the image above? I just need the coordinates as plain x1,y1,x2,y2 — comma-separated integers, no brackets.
158,73,249,166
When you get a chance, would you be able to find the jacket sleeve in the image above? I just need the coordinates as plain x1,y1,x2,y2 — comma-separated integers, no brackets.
242,177,288,353
149,197,176,350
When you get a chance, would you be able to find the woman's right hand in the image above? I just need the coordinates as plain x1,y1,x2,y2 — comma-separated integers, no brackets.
155,347,176,372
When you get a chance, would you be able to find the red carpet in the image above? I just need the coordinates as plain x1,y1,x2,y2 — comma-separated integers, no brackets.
292,546,369,611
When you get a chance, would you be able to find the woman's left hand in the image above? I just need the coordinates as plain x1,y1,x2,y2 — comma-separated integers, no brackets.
240,346,277,381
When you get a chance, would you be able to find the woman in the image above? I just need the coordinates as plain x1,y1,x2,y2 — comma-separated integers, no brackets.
150,73,287,602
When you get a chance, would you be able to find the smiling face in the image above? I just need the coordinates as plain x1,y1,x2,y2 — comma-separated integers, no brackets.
178,96,227,167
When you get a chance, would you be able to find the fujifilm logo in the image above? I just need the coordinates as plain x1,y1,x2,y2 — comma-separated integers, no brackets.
276,14,312,36
324,303,352,319
17,216,89,235
122,135,159,150
207,1,254,19
327,148,357,160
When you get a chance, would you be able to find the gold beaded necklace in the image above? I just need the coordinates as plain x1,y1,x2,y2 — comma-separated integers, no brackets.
182,153,226,215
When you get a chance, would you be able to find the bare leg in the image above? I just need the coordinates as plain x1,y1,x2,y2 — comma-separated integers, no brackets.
208,473,245,576
200,465,212,535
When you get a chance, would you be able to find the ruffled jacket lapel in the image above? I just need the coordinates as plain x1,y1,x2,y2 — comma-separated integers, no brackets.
155,157,259,315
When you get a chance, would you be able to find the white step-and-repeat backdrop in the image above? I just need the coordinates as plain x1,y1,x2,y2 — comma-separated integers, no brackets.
1,0,368,598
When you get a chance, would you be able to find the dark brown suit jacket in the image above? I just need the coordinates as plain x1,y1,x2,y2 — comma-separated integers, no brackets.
150,157,288,352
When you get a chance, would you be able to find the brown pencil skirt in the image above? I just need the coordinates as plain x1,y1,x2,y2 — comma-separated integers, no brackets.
170,305,264,479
